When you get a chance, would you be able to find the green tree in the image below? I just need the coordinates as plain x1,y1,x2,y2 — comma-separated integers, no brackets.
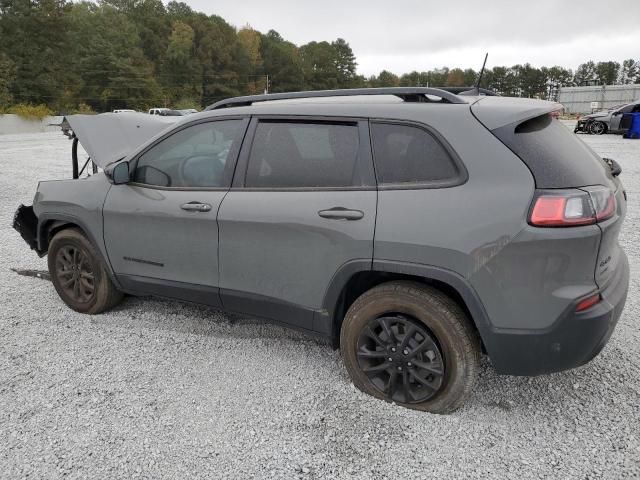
426,68,449,87
376,70,400,87
619,59,639,84
574,61,597,85
332,38,358,88
300,41,338,90
238,25,264,94
0,52,16,108
162,20,200,104
595,61,620,85
399,71,425,87
446,68,465,87
68,2,162,111
0,0,76,110
518,64,547,98
463,68,477,86
260,30,304,93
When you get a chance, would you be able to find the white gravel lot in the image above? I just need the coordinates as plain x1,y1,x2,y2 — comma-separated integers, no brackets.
1,125,639,479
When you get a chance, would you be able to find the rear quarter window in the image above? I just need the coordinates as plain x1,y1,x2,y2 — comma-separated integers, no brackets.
370,122,463,186
492,114,613,189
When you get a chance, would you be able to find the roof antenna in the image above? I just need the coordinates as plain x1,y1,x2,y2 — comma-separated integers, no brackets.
460,53,488,96
475,53,488,93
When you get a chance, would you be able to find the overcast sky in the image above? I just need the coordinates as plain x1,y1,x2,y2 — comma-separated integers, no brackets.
182,0,640,76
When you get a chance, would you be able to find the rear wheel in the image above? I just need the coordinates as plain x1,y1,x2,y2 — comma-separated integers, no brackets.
589,121,607,135
48,229,123,314
340,281,480,414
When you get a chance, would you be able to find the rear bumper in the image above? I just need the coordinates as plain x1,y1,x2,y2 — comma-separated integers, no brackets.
487,250,629,376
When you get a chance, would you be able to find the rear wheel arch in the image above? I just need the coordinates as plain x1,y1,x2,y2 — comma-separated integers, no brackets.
325,261,491,351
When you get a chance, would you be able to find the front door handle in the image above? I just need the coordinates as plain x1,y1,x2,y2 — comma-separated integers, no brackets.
318,207,364,221
181,201,212,212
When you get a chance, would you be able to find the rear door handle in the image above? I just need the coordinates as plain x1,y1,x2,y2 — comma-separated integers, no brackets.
181,201,212,212
318,207,364,220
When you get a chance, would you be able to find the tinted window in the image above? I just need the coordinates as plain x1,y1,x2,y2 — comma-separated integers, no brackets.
245,122,361,188
493,114,612,189
370,123,459,185
134,120,244,188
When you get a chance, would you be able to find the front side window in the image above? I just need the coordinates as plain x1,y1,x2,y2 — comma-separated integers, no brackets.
370,123,459,185
245,121,361,188
134,120,244,188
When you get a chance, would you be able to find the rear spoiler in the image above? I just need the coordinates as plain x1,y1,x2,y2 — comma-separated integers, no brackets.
470,96,564,131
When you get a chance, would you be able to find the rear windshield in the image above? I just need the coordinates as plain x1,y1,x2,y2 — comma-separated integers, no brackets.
492,114,613,188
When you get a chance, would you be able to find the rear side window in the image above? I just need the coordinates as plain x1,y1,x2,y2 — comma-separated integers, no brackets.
245,121,362,188
370,123,460,185
493,114,612,188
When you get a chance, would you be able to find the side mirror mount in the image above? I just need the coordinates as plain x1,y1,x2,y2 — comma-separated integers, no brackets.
106,161,130,185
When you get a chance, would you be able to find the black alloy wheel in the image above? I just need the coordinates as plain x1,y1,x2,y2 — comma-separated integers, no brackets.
589,121,606,135
55,245,96,303
356,314,445,404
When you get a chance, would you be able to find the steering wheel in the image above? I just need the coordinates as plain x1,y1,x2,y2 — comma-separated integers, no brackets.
179,154,226,187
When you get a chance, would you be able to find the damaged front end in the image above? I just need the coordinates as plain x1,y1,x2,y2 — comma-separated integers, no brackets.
13,112,181,257
13,204,42,255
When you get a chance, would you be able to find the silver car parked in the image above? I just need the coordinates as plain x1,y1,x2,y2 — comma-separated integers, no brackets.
575,101,640,135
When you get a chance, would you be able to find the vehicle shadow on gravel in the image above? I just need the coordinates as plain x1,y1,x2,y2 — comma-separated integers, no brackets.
92,294,630,417
97,294,329,344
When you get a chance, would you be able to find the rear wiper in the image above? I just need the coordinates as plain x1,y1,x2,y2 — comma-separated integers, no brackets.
603,157,622,177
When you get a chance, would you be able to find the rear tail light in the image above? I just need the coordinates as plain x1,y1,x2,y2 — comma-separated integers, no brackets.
529,187,616,227
575,293,601,312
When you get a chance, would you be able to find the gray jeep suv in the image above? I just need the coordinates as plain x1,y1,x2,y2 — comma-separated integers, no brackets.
14,88,629,413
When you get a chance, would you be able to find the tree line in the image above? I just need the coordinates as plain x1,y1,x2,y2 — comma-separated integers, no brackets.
1,0,639,113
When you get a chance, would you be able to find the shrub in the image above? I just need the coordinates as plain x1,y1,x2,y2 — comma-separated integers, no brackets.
72,103,95,114
5,103,54,120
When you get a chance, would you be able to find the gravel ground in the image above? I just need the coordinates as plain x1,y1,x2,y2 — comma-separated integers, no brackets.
1,126,639,479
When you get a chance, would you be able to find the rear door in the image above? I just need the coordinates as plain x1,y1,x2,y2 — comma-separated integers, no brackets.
217,116,376,332
103,117,248,305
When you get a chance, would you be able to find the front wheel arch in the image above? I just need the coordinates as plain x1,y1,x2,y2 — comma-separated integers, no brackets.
37,215,121,290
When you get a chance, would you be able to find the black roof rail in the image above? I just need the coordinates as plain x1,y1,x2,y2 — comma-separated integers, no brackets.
205,87,468,110
436,86,499,96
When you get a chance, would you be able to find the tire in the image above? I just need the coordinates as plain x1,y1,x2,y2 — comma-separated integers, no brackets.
589,121,607,135
48,228,123,314
340,281,480,414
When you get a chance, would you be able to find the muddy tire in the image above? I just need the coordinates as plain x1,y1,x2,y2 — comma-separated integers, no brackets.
48,228,123,314
340,281,480,414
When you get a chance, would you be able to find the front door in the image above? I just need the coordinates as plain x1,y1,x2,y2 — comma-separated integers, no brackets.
609,104,636,132
217,117,377,331
103,117,248,305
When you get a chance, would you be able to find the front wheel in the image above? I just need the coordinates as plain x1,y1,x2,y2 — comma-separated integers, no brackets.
48,228,123,314
340,281,480,414
589,121,607,135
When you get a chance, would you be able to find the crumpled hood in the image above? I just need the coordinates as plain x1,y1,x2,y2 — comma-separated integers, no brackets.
63,113,180,168
583,112,609,119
